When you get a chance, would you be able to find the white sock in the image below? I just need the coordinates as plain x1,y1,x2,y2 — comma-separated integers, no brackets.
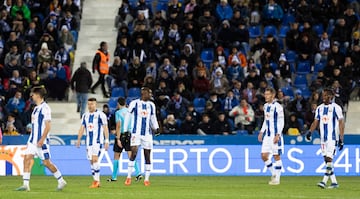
23,172,30,186
145,164,151,181
330,173,337,184
93,162,100,182
264,159,274,176
275,160,282,182
322,162,332,184
91,164,94,177
127,161,134,178
53,170,64,183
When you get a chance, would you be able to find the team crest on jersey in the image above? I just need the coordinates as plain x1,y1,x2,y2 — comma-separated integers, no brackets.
140,110,149,117
88,123,94,131
321,116,329,123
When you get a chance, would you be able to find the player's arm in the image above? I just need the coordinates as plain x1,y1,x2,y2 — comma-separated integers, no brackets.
76,125,85,148
103,124,110,150
37,120,51,147
258,104,267,142
150,102,160,136
115,114,122,148
274,105,285,144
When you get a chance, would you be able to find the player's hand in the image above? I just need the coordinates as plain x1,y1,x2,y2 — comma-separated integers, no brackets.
305,131,312,141
154,129,161,137
338,139,344,151
104,143,109,151
37,139,44,147
76,140,80,148
116,139,122,148
258,132,263,142
273,134,280,144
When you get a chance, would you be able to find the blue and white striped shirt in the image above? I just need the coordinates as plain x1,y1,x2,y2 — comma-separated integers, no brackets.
315,103,343,142
81,110,108,146
260,100,285,137
28,102,51,145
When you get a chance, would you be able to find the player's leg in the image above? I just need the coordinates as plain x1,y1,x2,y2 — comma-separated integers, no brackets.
320,141,338,188
143,148,151,186
271,137,283,185
142,135,153,186
88,145,101,188
125,145,138,185
261,137,275,178
40,145,67,190
109,140,122,181
17,143,36,191
126,150,142,181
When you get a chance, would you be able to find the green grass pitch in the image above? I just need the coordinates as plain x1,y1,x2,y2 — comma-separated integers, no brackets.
0,176,359,199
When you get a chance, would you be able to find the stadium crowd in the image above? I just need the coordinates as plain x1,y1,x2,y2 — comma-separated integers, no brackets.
106,0,360,136
0,0,82,135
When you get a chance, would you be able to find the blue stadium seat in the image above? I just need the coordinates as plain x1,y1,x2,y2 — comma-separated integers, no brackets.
299,87,311,99
201,49,214,69
193,97,206,113
278,25,290,38
111,87,125,98
286,50,297,63
269,62,278,71
314,62,325,73
281,86,294,98
282,13,295,26
128,87,141,98
108,97,118,113
293,75,308,88
312,24,324,37
126,97,136,105
263,25,277,38
249,25,261,38
296,61,311,75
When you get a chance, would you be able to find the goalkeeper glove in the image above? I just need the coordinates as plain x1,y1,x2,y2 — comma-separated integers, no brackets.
305,131,312,141
154,129,161,137
338,139,344,151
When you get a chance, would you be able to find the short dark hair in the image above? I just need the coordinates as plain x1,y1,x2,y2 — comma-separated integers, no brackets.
31,86,47,98
265,87,276,94
117,97,126,106
323,87,334,96
100,41,107,48
88,97,97,102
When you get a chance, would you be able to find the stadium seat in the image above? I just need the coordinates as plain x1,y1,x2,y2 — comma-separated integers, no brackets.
299,87,311,99
108,97,118,113
313,62,325,73
237,130,248,135
249,25,261,38
327,25,335,36
278,25,290,38
286,50,297,63
282,13,295,26
281,86,294,98
193,97,206,113
201,49,214,69
111,87,125,98
128,87,141,98
263,25,277,38
269,62,278,71
296,61,311,75
293,75,308,88
126,97,136,105
312,24,324,37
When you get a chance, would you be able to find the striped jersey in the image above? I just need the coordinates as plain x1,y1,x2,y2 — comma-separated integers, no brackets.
125,99,159,136
115,107,131,134
81,110,108,146
260,100,285,137
28,102,51,145
315,102,343,142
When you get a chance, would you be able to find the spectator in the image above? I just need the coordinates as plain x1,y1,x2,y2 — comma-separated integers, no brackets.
198,9,217,29
163,114,179,134
158,57,176,80
277,53,292,85
193,68,210,99
229,98,255,134
108,57,128,95
62,0,80,16
135,0,152,19
143,75,156,92
196,113,213,135
54,46,70,66
242,82,258,107
4,44,21,66
208,92,222,112
154,80,171,109
217,20,233,49
176,81,193,102
212,112,231,135
114,34,131,62
210,67,229,98
262,0,283,27
215,0,233,22
36,42,53,72
4,113,24,135
114,0,134,28
59,25,75,52
10,0,31,22
304,102,317,130
243,68,261,89
71,62,92,118
285,113,302,135
200,23,217,48
6,90,25,114
167,90,190,120
223,90,239,115
214,46,227,68
127,56,146,89
180,112,197,134
231,79,243,101
287,89,307,120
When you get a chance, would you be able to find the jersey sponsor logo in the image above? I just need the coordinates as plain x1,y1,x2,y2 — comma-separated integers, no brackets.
321,116,329,123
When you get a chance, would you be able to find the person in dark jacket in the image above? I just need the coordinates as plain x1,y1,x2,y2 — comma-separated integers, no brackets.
71,62,93,118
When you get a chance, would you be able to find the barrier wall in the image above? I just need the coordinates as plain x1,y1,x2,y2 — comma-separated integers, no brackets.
1,145,359,176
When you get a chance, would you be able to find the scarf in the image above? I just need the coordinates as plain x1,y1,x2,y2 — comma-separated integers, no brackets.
174,96,182,109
